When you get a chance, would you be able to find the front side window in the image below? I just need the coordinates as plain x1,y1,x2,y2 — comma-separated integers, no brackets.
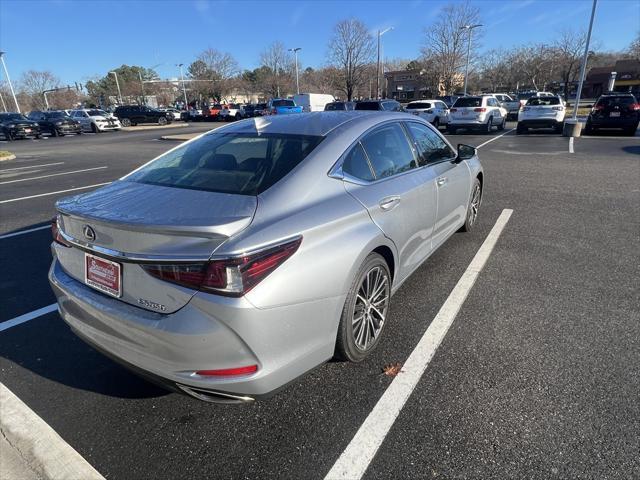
126,133,323,195
342,143,374,181
406,122,455,166
360,123,416,179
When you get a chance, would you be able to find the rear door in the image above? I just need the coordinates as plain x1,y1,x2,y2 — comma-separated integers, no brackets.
341,122,437,282
405,121,471,248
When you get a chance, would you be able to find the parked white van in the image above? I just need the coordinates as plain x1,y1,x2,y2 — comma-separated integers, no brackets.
293,93,335,112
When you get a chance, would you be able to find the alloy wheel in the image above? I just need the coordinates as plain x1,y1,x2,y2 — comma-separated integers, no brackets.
468,183,481,227
352,266,390,351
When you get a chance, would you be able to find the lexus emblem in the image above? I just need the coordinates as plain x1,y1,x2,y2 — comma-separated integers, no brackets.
82,225,96,242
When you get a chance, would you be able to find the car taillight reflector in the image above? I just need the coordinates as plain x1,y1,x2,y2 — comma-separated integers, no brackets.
592,105,604,111
630,103,640,111
51,216,71,247
195,365,258,377
142,237,302,297
474,107,486,112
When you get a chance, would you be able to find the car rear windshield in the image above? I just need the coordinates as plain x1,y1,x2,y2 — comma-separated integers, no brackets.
596,96,635,108
453,97,482,107
355,102,381,110
126,133,324,196
406,102,432,109
527,97,561,106
45,111,67,118
272,100,295,107
325,103,344,111
88,110,106,116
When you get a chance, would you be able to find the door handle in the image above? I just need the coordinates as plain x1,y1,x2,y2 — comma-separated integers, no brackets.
436,177,447,187
378,196,401,211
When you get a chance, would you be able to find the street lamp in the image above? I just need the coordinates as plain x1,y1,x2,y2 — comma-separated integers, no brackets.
571,0,598,121
377,27,393,99
0,51,20,112
177,64,189,108
288,47,302,95
460,24,482,96
109,71,123,104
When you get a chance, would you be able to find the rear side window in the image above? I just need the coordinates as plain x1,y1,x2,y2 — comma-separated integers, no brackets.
406,102,431,110
406,123,455,166
527,97,560,106
126,133,323,195
360,124,416,179
342,143,374,181
273,100,295,107
454,97,482,107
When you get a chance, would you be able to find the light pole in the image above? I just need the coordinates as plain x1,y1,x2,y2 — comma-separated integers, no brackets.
0,51,20,112
571,0,598,120
288,47,302,95
109,71,123,105
177,64,188,108
376,28,393,99
460,24,482,96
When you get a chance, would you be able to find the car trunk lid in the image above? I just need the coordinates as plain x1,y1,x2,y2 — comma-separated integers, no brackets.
55,180,257,312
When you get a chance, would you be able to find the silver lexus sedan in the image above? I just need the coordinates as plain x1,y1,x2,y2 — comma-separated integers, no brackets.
49,112,484,403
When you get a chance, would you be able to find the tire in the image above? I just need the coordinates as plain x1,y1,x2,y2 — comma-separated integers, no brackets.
516,124,527,135
433,117,440,129
235,114,242,121
121,118,131,127
460,178,482,232
624,123,638,136
51,129,59,137
498,117,506,131
158,116,168,126
554,122,563,134
485,117,493,134
334,253,391,362
91,123,99,133
4,130,13,141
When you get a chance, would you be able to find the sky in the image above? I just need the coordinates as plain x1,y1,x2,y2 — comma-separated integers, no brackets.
0,0,638,85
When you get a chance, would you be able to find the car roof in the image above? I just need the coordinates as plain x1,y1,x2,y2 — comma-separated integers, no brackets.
206,111,402,137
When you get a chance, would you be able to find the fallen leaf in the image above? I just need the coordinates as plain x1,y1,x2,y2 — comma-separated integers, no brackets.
382,362,403,377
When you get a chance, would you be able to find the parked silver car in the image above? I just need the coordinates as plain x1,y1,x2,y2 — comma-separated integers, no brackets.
49,112,484,403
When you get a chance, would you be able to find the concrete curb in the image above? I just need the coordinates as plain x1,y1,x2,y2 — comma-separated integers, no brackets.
0,154,16,162
120,123,190,132
0,382,105,480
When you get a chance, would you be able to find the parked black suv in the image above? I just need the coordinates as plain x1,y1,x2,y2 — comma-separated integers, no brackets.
354,99,403,111
27,110,82,136
585,93,639,136
0,112,41,140
114,105,172,127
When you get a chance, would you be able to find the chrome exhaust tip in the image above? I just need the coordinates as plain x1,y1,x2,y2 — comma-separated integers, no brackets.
176,384,255,404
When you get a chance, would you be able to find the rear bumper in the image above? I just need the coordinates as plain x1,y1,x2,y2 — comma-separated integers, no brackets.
588,118,638,129
49,258,340,401
449,120,487,128
518,119,562,128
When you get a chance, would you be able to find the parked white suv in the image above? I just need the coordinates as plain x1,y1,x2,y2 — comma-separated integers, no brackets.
71,109,121,133
489,93,520,119
448,95,507,134
517,96,565,134
219,104,246,121
405,100,450,129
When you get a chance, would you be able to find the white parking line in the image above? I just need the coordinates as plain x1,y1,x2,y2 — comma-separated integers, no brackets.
0,225,51,240
324,209,513,480
0,166,107,185
1,162,64,172
0,304,58,332
0,183,110,204
475,128,516,149
569,137,575,153
0,383,105,479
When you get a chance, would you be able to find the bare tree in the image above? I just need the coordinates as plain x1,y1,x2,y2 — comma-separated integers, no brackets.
629,32,640,60
189,48,239,102
327,18,375,101
259,41,294,97
421,2,481,94
553,29,587,100
19,70,60,110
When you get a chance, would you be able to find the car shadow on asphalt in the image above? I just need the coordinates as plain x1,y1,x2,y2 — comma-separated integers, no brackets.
0,315,170,399
622,145,640,155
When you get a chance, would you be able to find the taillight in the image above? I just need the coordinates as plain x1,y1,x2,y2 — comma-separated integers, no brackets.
142,237,302,297
450,108,457,112
271,108,277,114
51,216,71,247
630,103,640,111
592,104,604,112
474,107,487,112
195,365,258,377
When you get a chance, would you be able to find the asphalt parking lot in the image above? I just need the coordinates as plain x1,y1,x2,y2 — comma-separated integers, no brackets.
1,122,639,479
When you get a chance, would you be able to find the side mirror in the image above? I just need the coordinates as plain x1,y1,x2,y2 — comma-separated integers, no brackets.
455,144,476,163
